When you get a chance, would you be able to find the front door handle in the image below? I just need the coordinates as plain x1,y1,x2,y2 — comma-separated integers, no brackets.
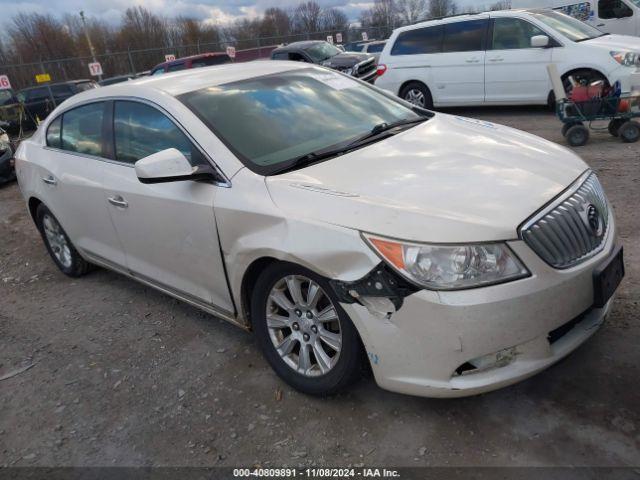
488,57,504,62
597,23,605,27
108,195,128,209
465,58,480,63
42,175,57,186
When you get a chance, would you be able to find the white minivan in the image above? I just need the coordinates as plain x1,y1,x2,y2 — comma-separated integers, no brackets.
375,9,640,108
512,0,640,37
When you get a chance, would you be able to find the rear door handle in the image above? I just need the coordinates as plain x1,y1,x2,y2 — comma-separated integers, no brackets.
466,58,480,63
597,23,605,27
488,57,504,62
108,195,128,209
42,175,57,186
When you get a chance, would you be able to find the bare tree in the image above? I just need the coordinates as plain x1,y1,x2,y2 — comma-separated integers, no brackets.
260,8,291,38
321,8,349,32
427,0,459,18
397,0,428,24
293,1,323,33
490,1,512,10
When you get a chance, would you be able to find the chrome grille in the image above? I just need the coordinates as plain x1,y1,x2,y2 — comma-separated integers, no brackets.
520,171,609,269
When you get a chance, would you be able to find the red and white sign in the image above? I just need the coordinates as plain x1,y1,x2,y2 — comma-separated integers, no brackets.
0,75,11,90
362,31,369,41
327,35,334,44
88,62,103,77
226,46,236,59
165,54,176,62
336,33,343,43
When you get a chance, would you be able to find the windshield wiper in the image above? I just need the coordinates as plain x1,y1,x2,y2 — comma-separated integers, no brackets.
272,117,429,175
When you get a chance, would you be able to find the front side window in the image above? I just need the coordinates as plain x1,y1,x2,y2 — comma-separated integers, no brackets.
304,43,341,62
391,26,444,55
51,85,73,98
75,82,97,92
61,102,104,156
114,101,204,165
599,0,633,18
442,19,489,53
272,52,290,60
0,90,16,106
46,116,62,148
151,68,165,75
367,43,386,53
180,68,423,175
531,10,605,41
26,88,50,102
167,62,186,72
491,18,548,50
192,55,230,68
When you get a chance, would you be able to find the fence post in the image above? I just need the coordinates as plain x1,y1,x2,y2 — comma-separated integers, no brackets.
197,40,201,54
127,48,136,75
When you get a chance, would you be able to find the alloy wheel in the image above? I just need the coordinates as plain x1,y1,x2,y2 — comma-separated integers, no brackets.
266,275,342,377
42,213,72,268
405,89,425,107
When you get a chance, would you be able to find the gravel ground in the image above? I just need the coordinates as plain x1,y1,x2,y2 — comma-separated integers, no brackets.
1,108,639,469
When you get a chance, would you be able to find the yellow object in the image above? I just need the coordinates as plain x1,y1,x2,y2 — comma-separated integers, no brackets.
35,73,51,83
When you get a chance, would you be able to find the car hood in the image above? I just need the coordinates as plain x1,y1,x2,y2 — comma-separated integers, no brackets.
266,114,588,243
322,52,373,68
583,34,640,51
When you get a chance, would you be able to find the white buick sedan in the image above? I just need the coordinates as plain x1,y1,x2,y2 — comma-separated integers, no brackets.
14,62,624,398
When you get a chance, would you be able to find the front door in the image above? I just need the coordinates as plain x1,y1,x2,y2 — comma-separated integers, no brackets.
485,17,553,104
101,100,234,313
596,0,638,35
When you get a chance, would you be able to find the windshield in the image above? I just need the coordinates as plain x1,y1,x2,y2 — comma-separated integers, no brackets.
180,68,422,175
531,10,605,42
0,90,16,106
628,0,640,6
305,43,342,62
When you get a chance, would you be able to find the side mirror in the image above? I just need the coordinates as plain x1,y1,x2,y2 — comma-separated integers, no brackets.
531,35,550,48
135,148,220,184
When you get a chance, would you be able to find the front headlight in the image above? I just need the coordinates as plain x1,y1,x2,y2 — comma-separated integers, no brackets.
364,234,530,290
610,51,640,67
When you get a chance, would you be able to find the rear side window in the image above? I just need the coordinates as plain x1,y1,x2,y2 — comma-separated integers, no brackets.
443,19,488,53
46,116,62,148
51,85,73,98
367,43,385,53
272,52,290,60
491,18,548,50
75,82,96,92
113,101,205,165
599,0,633,19
391,26,444,55
61,102,105,156
26,88,49,101
167,62,186,72
192,55,230,68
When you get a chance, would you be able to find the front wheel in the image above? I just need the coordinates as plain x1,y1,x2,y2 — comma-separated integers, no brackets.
251,262,364,396
566,124,590,147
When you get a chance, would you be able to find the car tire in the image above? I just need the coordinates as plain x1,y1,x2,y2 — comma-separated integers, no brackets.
251,262,364,396
562,122,581,137
400,82,433,110
566,124,590,147
36,204,93,277
608,119,625,137
618,121,640,143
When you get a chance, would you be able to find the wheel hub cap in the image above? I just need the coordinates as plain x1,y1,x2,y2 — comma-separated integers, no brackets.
42,214,72,268
266,275,342,377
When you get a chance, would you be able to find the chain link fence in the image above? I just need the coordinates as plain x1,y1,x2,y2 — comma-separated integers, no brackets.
0,26,389,91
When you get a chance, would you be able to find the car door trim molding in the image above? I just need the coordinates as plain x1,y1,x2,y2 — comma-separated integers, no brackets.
82,250,244,329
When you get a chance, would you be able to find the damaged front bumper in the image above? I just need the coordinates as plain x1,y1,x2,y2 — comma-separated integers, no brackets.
337,227,619,398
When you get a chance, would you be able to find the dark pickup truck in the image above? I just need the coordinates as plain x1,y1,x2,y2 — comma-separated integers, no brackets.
270,41,377,84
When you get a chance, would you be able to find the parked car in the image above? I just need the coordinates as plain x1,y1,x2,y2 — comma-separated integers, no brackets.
270,41,377,83
15,62,623,398
17,80,98,122
376,9,640,109
344,40,377,52
0,127,14,184
150,52,231,75
359,40,387,62
99,75,135,86
0,88,23,134
512,0,640,36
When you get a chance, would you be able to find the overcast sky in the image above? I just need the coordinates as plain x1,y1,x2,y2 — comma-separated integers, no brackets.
1,0,493,25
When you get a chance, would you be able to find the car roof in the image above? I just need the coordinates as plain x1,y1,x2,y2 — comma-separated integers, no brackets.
273,40,325,52
152,52,231,70
392,12,491,33
62,61,311,102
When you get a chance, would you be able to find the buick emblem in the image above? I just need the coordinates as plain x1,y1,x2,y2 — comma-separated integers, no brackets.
582,203,604,238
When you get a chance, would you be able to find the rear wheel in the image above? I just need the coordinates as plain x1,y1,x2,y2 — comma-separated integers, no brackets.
251,262,364,396
36,204,92,277
618,121,640,143
566,124,590,147
400,82,433,110
608,119,626,137
562,122,581,137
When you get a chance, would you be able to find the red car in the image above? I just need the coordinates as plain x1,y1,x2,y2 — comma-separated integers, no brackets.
150,52,231,75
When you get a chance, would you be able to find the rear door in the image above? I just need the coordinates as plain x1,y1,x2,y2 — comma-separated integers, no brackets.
433,18,489,105
485,16,554,104
39,103,126,267
100,99,233,312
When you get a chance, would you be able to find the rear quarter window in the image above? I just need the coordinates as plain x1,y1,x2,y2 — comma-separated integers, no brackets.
391,26,444,55
46,116,62,148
